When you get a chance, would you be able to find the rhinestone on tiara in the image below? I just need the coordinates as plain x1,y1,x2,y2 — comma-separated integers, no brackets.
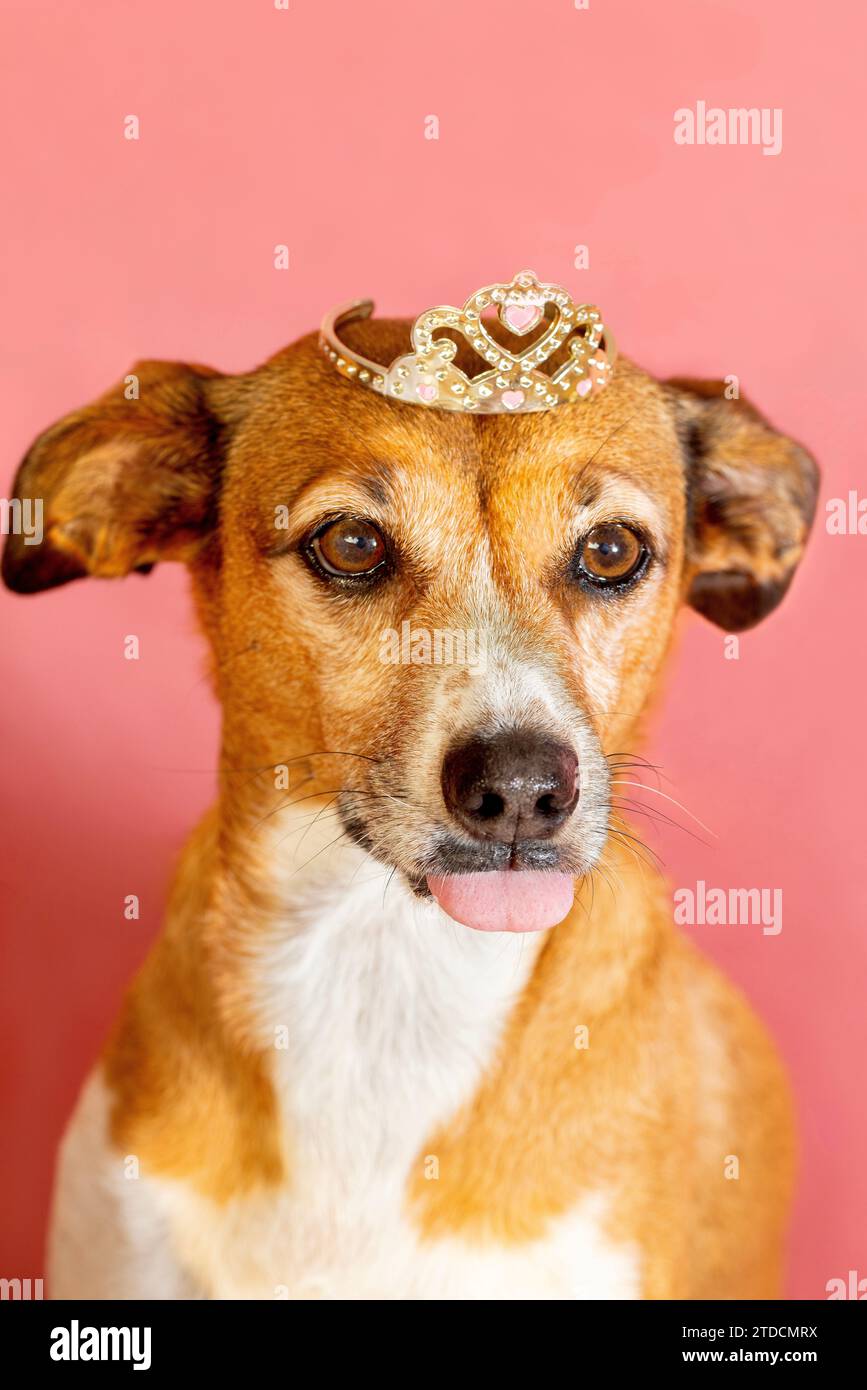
319,269,616,414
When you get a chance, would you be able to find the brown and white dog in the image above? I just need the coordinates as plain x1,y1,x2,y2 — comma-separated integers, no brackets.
3,307,818,1300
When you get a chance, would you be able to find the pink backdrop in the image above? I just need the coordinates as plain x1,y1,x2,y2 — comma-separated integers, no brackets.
1,0,864,1298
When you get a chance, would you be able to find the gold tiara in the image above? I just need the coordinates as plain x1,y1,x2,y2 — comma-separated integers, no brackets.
319,269,616,414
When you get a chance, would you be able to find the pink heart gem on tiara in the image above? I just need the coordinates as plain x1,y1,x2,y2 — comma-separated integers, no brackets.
502,303,541,334
416,382,437,402
501,389,525,410
576,378,593,398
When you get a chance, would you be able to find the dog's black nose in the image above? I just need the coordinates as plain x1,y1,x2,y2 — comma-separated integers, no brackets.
441,731,579,843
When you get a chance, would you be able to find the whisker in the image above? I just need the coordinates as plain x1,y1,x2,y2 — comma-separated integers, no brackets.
256,785,412,831
609,780,715,837
605,753,667,789
610,797,712,848
254,784,347,828
588,859,620,907
607,815,665,875
293,794,342,856
284,827,352,874
381,865,399,910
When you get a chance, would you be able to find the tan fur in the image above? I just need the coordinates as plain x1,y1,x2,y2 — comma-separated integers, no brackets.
4,311,817,1298
409,850,794,1298
102,811,285,1203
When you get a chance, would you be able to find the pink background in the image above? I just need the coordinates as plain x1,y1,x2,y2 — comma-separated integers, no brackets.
1,0,864,1298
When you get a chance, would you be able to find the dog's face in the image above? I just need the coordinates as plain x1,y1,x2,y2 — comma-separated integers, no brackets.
2,318,818,931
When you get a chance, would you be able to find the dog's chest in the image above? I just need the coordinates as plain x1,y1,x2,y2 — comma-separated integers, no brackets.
163,874,640,1298
251,879,538,1291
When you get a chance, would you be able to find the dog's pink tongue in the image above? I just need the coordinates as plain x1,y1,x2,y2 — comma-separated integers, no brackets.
426,871,574,933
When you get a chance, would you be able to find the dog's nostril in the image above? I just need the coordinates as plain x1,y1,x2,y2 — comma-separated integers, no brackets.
441,731,579,845
476,791,505,821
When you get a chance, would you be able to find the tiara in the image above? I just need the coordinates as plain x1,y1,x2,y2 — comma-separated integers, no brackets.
319,269,616,414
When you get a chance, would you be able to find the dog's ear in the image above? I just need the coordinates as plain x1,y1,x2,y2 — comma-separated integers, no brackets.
2,360,237,594
667,378,819,632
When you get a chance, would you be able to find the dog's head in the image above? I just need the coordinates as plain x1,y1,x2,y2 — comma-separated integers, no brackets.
2,317,818,932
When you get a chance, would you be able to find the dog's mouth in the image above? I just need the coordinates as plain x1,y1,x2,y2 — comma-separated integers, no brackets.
418,834,578,933
424,868,575,933
340,800,580,933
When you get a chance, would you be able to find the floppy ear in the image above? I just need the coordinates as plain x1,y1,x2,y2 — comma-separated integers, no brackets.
2,360,233,594
667,378,819,632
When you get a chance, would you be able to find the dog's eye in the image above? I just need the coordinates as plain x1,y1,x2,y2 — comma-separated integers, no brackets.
575,523,647,587
308,517,387,578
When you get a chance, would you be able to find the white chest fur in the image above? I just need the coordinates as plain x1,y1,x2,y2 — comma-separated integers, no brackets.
261,868,540,1180
52,845,640,1299
238,865,540,1293
173,852,639,1299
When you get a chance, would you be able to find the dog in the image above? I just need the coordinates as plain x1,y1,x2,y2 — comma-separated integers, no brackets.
2,281,818,1299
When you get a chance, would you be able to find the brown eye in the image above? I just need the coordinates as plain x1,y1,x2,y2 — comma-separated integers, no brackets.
309,517,387,578
577,523,646,587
